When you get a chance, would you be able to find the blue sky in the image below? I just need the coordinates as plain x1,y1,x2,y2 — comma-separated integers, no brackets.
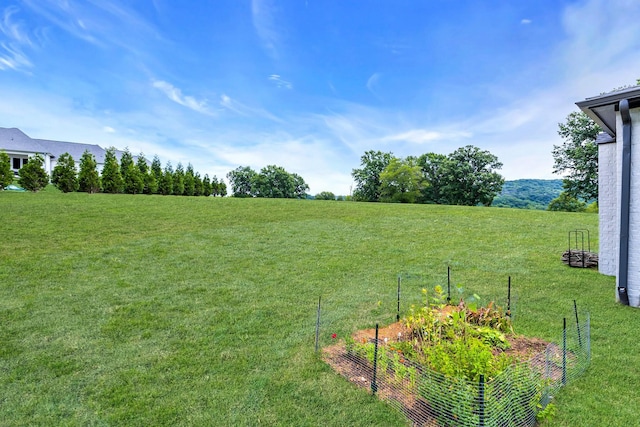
2,0,640,195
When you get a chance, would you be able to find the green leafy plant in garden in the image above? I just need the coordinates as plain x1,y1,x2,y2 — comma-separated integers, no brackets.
344,286,544,427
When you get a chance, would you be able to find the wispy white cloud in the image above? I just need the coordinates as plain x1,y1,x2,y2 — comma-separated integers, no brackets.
0,41,32,71
366,72,381,98
252,0,282,59
0,6,33,71
1,6,33,45
268,74,292,89
20,0,161,54
220,94,283,122
520,19,532,25
383,129,472,144
560,0,640,79
152,80,216,116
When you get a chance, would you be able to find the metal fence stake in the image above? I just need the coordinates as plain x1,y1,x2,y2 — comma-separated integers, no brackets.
397,277,401,322
507,276,511,319
562,317,567,385
315,296,321,352
371,323,379,395
479,374,485,427
447,266,451,303
574,300,582,348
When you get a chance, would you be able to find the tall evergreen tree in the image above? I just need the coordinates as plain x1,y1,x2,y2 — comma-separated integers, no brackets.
202,174,212,196
218,179,227,197
184,163,195,196
0,150,13,190
151,155,163,193
137,153,157,194
159,161,174,195
211,175,220,196
51,152,79,192
18,153,49,192
101,147,123,193
78,150,100,193
173,162,185,195
120,148,143,194
193,172,203,196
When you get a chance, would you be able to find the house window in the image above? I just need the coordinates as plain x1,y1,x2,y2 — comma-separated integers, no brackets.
11,157,28,171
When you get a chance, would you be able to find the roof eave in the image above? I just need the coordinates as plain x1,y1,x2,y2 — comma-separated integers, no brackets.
576,87,640,138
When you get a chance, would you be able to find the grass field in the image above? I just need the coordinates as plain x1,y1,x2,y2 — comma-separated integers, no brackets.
0,190,637,426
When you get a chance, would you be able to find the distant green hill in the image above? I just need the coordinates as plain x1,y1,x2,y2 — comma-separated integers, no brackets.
492,179,563,210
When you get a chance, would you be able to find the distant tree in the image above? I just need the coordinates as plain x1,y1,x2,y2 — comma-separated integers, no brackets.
227,166,257,197
78,150,100,193
202,174,212,196
252,165,294,198
159,162,174,195
217,179,227,196
417,152,448,204
292,173,309,199
51,152,78,193
101,147,123,193
552,111,600,202
210,175,220,196
0,150,13,189
18,153,49,192
184,163,195,196
352,150,393,202
151,155,163,193
315,191,336,200
173,162,185,195
193,172,203,196
379,157,424,203
440,145,504,206
137,153,157,195
121,148,143,194
547,191,587,212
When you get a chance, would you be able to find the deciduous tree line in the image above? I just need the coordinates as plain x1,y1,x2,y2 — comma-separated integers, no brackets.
0,148,227,196
351,145,505,206
226,165,309,199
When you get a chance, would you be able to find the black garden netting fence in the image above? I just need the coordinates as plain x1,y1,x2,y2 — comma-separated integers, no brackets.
316,291,590,427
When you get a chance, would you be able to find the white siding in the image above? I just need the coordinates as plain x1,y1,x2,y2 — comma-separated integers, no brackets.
598,140,617,276
620,108,640,307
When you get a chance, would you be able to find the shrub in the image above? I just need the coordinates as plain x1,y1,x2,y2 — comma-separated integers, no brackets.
51,152,78,193
18,153,49,192
0,150,13,189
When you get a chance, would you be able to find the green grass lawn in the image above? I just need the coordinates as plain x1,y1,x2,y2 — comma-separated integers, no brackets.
0,191,636,426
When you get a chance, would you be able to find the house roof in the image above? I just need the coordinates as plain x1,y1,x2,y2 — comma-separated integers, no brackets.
0,127,50,153
0,127,137,165
33,138,107,163
576,86,640,137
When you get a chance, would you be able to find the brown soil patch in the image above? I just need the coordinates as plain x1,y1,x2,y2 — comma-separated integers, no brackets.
324,322,556,426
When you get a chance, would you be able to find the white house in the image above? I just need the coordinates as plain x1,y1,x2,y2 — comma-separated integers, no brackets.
0,127,131,176
577,86,640,308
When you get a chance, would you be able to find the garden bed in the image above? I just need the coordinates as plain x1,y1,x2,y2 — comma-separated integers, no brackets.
322,289,588,426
